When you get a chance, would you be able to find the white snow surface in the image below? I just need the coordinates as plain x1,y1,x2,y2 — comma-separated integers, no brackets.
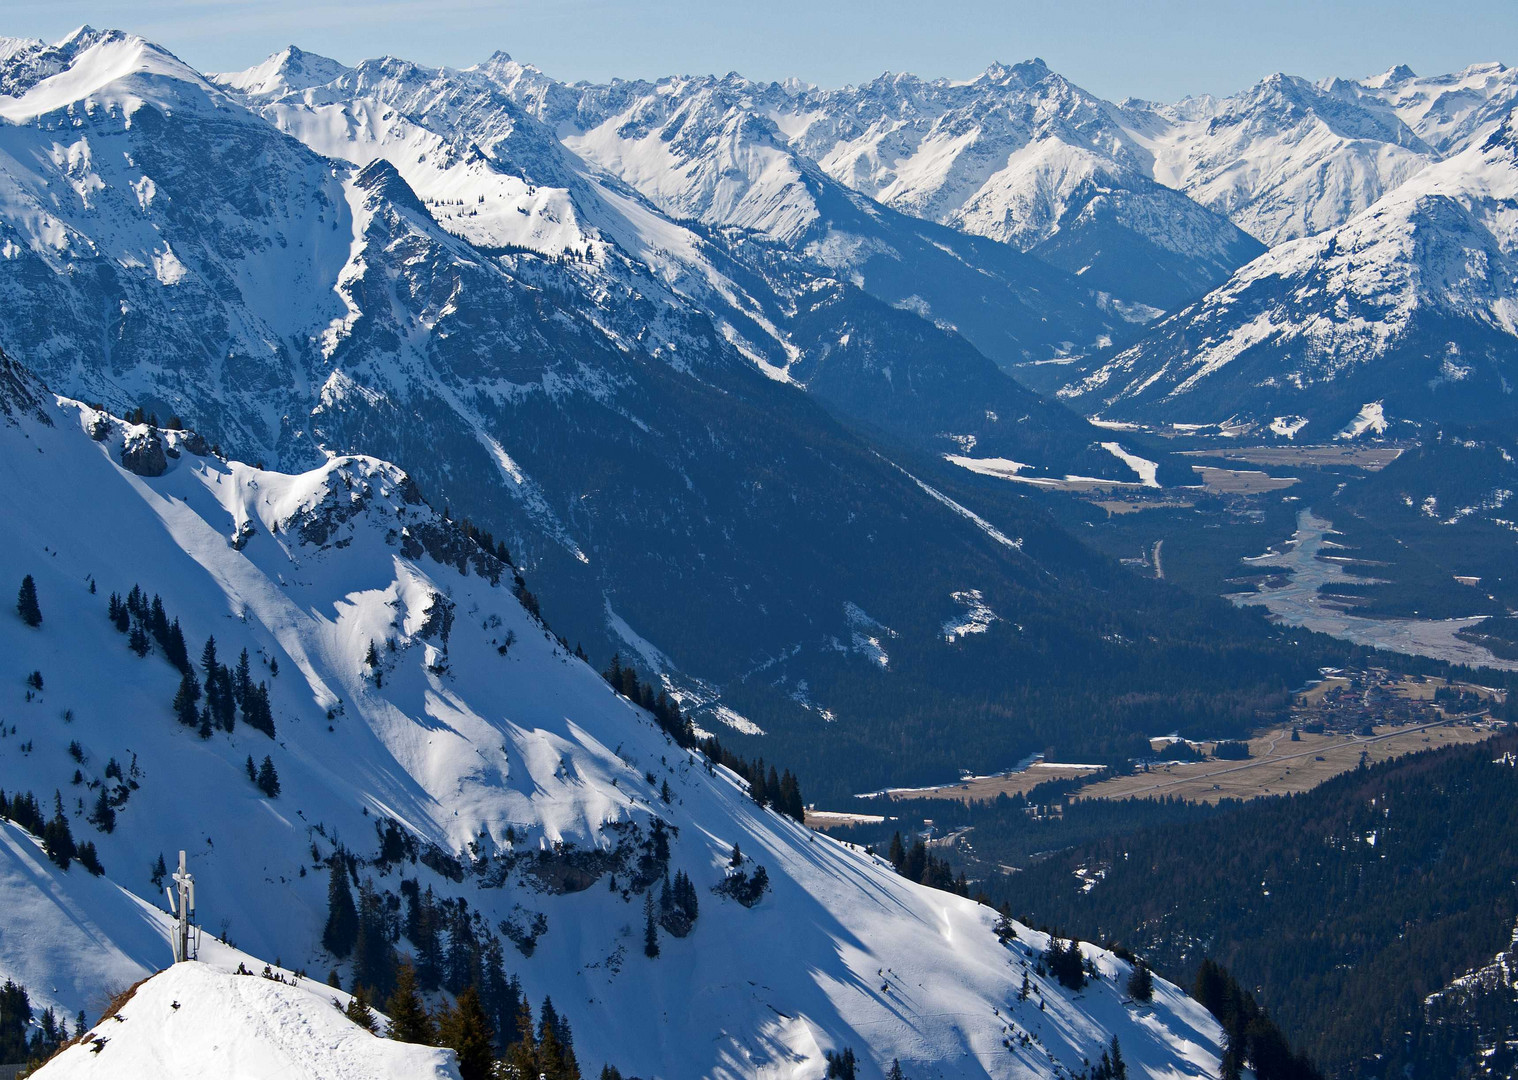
0,379,1225,1079
33,962,460,1080
1067,114,1518,414
1338,401,1389,439
1099,442,1161,487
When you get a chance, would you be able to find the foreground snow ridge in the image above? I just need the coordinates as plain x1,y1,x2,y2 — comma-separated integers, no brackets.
32,963,460,1080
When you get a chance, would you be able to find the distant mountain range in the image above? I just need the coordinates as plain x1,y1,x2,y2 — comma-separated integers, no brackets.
0,28,1331,798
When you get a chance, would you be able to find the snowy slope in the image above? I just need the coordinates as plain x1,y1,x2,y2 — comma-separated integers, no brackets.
784,63,1260,289
0,30,1207,802
214,47,1144,376
1357,62,1518,156
1123,73,1437,246
533,62,1260,314
1063,111,1518,433
0,356,1225,1078
31,963,461,1080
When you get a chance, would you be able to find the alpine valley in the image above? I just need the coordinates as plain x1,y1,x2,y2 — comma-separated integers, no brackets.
1,21,1517,1080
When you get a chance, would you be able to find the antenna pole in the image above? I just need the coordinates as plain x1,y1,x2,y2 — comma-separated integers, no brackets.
171,850,196,963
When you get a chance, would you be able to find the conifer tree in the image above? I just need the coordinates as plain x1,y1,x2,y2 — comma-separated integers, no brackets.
385,963,435,1044
234,649,253,707
537,999,566,1080
16,575,40,627
76,841,104,875
256,757,280,798
173,670,201,728
507,997,539,1078
353,880,396,999
323,862,358,958
1127,961,1154,1003
825,1047,858,1079
1,979,34,1064
42,792,75,869
148,595,169,647
643,892,659,958
437,986,495,1080
887,1060,906,1080
89,787,115,833
343,985,377,1032
164,618,190,674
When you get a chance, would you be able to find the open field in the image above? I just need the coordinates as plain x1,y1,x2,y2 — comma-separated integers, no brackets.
1177,445,1405,470
1073,720,1499,804
880,763,1107,804
1091,498,1196,516
804,810,886,830
1190,465,1300,494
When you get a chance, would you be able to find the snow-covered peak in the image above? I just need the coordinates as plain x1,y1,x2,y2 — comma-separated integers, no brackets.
32,963,461,1080
213,45,352,101
0,27,219,122
1364,63,1418,88
1356,61,1518,154
975,57,1052,88
1128,68,1437,244
1064,101,1518,430
0,35,41,63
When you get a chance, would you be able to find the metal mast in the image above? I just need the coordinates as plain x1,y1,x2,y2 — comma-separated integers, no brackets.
166,850,197,963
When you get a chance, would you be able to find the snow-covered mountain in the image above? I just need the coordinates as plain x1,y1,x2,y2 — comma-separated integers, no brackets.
1063,112,1518,435
218,46,1150,377
1123,73,1437,248
31,961,462,1080
0,27,1244,796
0,352,1226,1078
499,59,1259,316
770,61,1265,311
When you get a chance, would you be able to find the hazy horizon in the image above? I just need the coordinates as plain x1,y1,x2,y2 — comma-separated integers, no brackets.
3,0,1516,104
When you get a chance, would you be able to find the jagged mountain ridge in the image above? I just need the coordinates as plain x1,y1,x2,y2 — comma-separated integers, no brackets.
484,56,1262,318
221,45,1155,380
0,352,1227,1079
0,27,1295,799
1063,114,1518,435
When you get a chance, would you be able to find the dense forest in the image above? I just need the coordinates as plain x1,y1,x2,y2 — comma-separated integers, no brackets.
1005,732,1518,1077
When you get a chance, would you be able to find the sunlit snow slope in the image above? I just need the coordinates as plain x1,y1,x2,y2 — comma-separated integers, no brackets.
0,352,1224,1078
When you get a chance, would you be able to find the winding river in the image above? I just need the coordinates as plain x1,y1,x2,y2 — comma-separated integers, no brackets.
1228,509,1518,671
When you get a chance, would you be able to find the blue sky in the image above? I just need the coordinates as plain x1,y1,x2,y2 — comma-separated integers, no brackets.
5,0,1516,102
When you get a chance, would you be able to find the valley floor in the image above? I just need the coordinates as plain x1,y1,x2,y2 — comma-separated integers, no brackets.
1073,719,1496,804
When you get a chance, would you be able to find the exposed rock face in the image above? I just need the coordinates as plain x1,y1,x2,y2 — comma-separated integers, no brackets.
120,428,167,476
0,346,52,427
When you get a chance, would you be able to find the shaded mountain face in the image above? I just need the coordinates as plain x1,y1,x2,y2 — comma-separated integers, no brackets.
0,30,1279,799
244,49,1158,376
0,358,1227,1080
1062,116,1518,436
